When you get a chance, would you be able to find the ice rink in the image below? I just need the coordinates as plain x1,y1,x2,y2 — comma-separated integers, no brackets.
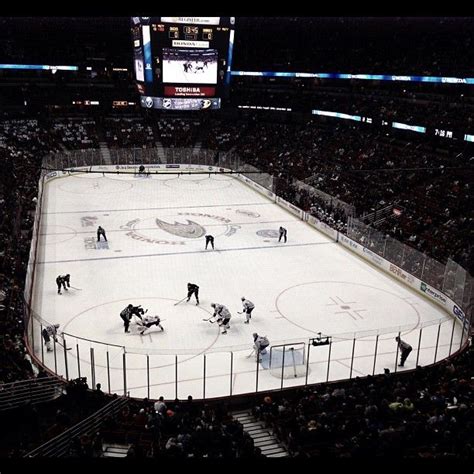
29,171,463,399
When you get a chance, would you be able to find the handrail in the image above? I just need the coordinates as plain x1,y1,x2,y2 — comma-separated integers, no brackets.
0,376,64,411
25,396,128,458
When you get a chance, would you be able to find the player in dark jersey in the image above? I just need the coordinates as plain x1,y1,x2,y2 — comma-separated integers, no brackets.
205,235,214,250
120,304,133,333
97,226,107,242
129,305,145,321
56,274,71,294
278,226,287,243
186,283,200,305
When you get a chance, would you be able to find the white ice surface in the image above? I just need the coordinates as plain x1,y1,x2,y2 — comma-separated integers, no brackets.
29,172,462,399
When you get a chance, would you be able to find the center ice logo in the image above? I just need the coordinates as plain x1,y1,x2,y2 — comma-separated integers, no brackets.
256,229,279,238
155,218,206,239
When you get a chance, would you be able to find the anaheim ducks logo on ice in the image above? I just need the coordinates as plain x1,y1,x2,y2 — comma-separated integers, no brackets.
155,218,206,239
121,213,239,245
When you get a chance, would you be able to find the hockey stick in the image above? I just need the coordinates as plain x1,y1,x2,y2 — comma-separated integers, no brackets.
174,296,188,306
237,311,243,314
69,286,82,291
246,348,256,359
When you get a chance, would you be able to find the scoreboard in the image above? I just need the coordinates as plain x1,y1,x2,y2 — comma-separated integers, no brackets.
131,17,235,110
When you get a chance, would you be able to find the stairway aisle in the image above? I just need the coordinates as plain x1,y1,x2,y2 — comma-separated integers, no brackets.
232,410,288,458
99,141,112,165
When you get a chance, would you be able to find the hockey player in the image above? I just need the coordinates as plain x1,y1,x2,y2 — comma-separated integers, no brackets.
186,283,200,305
210,303,231,334
138,315,164,335
129,305,145,321
278,226,287,243
205,235,214,250
97,226,107,242
120,304,133,333
253,333,270,361
56,274,71,295
42,323,60,352
396,336,412,367
241,297,255,324
138,164,146,175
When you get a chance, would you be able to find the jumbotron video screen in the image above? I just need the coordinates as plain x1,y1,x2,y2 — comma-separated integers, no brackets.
131,17,235,110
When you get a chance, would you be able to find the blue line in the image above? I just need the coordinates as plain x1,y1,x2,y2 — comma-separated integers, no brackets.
38,241,333,265
39,219,294,236
41,202,270,215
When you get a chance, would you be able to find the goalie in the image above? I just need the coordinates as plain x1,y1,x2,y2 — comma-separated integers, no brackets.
138,314,164,335
253,333,270,362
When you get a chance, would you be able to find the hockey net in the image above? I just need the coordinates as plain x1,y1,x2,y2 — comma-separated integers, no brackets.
269,343,307,379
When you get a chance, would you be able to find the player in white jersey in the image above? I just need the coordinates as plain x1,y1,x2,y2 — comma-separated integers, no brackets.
138,315,164,335
42,324,60,351
210,303,231,334
241,297,255,324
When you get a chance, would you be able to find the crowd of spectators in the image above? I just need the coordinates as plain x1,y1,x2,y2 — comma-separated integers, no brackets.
50,118,100,150
0,120,46,384
231,80,474,136
201,118,250,152
97,396,264,459
2,383,265,458
104,117,157,148
252,341,474,459
155,117,204,148
0,377,110,457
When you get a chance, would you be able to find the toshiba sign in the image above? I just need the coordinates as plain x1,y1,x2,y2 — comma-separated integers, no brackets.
165,86,215,97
